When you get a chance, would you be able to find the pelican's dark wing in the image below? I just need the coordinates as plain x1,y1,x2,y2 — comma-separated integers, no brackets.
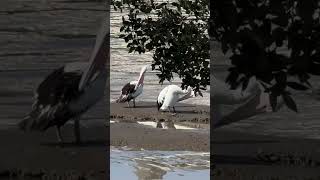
116,82,136,103
19,66,83,131
121,83,136,95
36,67,82,105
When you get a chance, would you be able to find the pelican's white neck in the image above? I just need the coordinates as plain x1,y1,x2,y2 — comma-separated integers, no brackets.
136,66,148,88
78,17,109,91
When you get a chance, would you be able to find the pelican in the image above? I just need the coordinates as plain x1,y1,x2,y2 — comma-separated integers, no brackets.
212,76,283,128
116,65,148,108
157,84,195,113
18,19,109,143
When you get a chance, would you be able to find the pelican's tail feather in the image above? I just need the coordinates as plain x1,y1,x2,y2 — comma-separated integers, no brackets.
115,95,129,103
18,113,47,132
18,113,46,132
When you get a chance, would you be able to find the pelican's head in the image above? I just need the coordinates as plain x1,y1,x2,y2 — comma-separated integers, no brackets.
140,65,148,74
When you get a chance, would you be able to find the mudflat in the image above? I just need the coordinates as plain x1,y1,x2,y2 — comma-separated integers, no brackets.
0,121,108,179
212,128,320,180
110,101,210,151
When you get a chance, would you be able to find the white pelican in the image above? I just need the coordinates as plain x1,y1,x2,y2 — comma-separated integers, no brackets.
18,19,109,143
157,85,195,113
212,76,284,128
116,65,148,107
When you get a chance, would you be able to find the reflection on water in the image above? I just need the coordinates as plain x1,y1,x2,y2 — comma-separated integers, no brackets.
110,148,210,180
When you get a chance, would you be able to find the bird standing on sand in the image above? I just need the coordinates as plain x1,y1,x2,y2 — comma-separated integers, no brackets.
116,65,148,108
157,84,195,113
18,19,109,144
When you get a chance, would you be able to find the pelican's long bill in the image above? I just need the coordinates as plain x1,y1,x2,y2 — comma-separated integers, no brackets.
78,17,109,91
134,65,148,90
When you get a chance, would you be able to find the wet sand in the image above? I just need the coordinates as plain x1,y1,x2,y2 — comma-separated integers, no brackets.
0,122,107,179
212,129,320,179
110,102,210,151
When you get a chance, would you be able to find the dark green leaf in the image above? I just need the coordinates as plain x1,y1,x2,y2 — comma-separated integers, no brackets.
287,82,309,91
282,94,298,112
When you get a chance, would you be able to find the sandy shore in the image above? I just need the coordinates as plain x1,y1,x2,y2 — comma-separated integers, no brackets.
110,101,210,151
212,129,320,179
0,122,108,179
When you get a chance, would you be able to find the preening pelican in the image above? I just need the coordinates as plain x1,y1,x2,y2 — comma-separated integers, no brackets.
116,65,148,107
157,85,195,113
18,19,109,143
212,76,283,128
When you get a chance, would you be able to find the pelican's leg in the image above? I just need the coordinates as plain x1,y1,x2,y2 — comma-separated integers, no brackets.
74,116,81,144
133,99,136,108
170,107,177,116
127,101,130,108
56,126,63,143
168,107,171,113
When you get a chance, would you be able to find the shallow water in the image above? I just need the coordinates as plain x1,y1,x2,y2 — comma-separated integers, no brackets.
137,121,196,130
110,148,210,180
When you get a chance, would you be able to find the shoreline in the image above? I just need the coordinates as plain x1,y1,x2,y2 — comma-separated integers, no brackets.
110,101,210,152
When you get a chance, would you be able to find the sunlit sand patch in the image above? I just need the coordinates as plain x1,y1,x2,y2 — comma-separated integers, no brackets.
136,121,157,128
137,121,196,130
174,124,196,130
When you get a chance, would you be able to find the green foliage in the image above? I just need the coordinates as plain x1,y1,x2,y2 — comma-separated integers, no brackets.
112,0,210,95
211,0,320,112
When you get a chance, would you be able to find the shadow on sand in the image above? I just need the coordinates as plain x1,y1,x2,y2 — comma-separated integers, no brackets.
214,154,272,165
41,139,106,148
124,105,158,109
212,140,280,145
